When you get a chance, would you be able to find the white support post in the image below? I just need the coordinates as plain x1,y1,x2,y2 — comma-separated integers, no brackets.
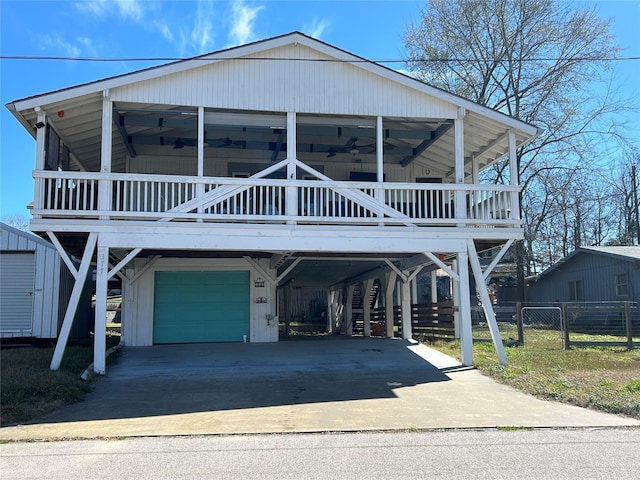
451,260,460,339
376,116,385,220
94,242,109,374
99,91,113,219
430,269,438,304
508,129,520,221
286,112,298,222
401,274,412,340
468,239,508,365
50,233,97,370
411,276,418,304
327,290,335,334
345,285,355,336
363,278,374,337
197,106,205,220
456,251,474,366
34,108,47,215
454,108,467,222
384,272,397,338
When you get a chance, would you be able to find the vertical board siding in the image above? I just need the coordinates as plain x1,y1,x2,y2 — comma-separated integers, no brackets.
1,224,87,338
0,253,35,335
112,44,457,118
528,252,639,303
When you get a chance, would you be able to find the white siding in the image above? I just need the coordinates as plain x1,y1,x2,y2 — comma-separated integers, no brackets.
121,257,277,346
112,44,457,118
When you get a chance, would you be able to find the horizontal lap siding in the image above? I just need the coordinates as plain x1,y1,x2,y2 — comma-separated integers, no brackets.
112,45,457,118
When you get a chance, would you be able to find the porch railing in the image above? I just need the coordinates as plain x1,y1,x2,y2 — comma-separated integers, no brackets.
33,171,521,227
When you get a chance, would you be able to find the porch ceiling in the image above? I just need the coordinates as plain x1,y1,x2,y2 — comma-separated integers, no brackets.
15,99,532,179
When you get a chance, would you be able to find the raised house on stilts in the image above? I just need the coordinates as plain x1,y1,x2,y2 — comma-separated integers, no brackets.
6,32,539,373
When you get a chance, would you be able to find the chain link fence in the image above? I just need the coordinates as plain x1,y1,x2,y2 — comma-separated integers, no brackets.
470,302,638,348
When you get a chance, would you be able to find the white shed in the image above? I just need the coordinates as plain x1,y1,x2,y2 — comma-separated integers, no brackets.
0,222,91,339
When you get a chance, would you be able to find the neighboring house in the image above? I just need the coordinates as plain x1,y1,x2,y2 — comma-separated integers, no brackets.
5,32,539,372
527,246,639,303
0,222,92,339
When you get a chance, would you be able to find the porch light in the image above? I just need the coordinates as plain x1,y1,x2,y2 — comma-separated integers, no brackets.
35,121,46,129
254,277,265,288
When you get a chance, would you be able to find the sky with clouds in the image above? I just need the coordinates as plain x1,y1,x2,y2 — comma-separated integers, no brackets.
1,0,638,218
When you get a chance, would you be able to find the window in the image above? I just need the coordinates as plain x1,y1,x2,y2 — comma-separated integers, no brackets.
568,280,583,301
615,274,629,297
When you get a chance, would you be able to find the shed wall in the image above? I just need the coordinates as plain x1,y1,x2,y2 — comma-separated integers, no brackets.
1,224,92,338
527,252,639,303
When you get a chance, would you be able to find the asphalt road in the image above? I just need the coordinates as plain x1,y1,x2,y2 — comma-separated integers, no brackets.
2,428,639,479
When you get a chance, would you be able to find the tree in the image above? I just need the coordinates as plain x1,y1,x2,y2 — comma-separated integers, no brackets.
607,153,640,245
404,0,632,296
1,214,31,232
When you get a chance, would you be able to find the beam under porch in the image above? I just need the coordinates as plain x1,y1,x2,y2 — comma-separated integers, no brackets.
50,233,97,370
384,272,397,338
401,277,412,340
363,278,375,337
94,244,109,374
456,251,474,366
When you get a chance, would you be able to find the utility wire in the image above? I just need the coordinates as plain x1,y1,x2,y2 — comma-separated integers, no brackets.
1,55,639,63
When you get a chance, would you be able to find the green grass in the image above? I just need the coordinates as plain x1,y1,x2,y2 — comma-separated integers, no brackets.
427,323,640,419
1,335,120,427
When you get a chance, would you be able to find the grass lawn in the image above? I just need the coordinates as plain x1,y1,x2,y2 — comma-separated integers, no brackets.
426,323,640,419
1,336,120,427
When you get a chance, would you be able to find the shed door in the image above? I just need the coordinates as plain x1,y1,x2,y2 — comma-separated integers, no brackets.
0,252,35,336
153,271,250,344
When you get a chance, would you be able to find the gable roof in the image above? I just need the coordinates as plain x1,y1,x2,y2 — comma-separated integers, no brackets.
531,246,640,282
6,32,541,176
0,222,55,250
6,31,538,136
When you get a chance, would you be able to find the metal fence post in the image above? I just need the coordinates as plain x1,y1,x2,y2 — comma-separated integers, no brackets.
625,302,633,350
561,303,570,350
516,302,524,345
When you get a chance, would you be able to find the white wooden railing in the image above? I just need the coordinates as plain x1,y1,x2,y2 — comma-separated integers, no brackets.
33,171,521,227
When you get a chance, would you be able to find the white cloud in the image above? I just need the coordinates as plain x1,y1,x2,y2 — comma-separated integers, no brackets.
228,0,264,46
302,18,329,40
154,21,174,43
190,0,216,53
40,34,82,58
74,0,143,21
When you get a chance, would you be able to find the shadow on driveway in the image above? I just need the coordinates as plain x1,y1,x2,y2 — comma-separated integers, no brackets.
34,338,451,424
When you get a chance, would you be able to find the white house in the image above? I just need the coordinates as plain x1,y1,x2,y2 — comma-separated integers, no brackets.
0,222,91,339
5,32,539,373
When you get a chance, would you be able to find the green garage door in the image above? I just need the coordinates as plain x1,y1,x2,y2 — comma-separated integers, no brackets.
153,271,250,344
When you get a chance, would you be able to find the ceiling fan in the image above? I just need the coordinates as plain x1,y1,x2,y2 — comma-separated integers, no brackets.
171,136,236,149
326,137,375,158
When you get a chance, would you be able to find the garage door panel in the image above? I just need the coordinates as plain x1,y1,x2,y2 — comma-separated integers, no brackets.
0,252,35,336
153,271,250,344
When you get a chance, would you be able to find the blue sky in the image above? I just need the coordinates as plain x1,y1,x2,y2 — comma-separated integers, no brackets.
1,0,639,219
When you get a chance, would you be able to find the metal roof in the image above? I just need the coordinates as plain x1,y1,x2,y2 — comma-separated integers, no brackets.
530,246,640,282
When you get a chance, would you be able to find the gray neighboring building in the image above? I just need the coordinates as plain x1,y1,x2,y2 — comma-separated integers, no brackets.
0,222,92,339
527,246,639,303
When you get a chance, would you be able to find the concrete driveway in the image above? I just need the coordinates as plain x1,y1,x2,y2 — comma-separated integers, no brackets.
1,338,638,440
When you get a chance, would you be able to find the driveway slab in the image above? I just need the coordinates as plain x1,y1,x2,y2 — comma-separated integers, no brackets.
1,338,637,440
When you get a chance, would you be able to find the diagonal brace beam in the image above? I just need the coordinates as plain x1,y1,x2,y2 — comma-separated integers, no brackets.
50,233,97,370
467,239,507,365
